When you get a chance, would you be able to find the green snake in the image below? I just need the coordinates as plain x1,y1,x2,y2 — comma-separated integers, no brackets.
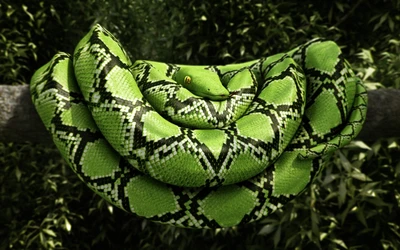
30,24,367,228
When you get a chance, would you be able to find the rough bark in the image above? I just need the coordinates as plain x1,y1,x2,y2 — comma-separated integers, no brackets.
0,85,52,145
357,88,400,141
0,85,399,145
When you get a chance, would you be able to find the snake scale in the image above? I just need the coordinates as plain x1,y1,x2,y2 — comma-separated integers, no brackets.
30,24,367,228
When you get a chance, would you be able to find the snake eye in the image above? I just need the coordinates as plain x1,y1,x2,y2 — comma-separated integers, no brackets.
184,76,191,85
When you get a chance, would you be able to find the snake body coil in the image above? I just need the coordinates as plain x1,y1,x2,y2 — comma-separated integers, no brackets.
30,25,367,228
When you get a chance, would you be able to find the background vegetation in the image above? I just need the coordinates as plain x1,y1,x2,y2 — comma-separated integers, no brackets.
1,0,399,249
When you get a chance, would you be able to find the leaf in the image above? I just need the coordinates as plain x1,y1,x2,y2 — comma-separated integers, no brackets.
141,219,147,230
22,5,34,21
340,200,356,224
47,239,55,248
350,141,372,151
258,224,276,235
65,218,72,232
186,47,192,60
240,44,245,56
42,229,57,237
350,171,371,182
388,39,400,46
241,27,249,34
355,207,368,227
273,225,281,247
15,166,22,182
388,17,395,32
396,162,400,176
252,43,259,55
221,51,233,59
285,233,299,248
366,197,390,208
388,141,398,149
338,179,347,207
357,49,374,64
373,13,388,31
335,2,345,12
198,41,208,53
320,232,328,241
338,151,352,172
6,5,16,17
107,204,113,214
311,209,320,236
332,239,348,249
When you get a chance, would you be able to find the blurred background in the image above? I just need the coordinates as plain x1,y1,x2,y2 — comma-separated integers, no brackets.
0,0,399,249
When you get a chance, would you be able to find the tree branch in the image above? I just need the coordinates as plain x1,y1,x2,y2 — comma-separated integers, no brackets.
0,85,399,145
357,88,400,141
0,85,53,144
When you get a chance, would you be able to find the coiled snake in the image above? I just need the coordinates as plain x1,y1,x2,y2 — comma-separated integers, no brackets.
30,24,367,228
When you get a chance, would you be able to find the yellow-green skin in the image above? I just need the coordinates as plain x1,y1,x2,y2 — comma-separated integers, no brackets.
30,24,367,228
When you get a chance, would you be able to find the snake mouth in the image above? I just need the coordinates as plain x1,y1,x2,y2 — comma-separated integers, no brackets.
200,93,229,101
209,94,229,101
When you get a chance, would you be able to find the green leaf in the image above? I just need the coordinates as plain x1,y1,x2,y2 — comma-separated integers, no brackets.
64,218,72,232
240,44,245,56
357,49,375,64
273,225,281,247
332,239,348,249
15,166,22,182
355,207,368,227
22,5,34,21
186,47,192,60
6,5,16,17
338,151,352,172
199,41,208,53
252,43,259,55
338,179,347,207
373,13,388,31
311,209,320,236
350,141,372,151
335,2,344,12
258,224,276,235
42,229,57,237
350,171,371,182
388,17,395,32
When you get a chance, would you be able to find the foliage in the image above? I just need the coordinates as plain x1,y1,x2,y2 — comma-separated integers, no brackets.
0,0,400,249
1,0,400,85
1,141,399,249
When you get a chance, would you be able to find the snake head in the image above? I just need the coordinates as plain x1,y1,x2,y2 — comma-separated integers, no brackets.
174,68,230,101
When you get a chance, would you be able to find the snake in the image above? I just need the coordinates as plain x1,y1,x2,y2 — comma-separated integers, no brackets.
30,24,367,228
